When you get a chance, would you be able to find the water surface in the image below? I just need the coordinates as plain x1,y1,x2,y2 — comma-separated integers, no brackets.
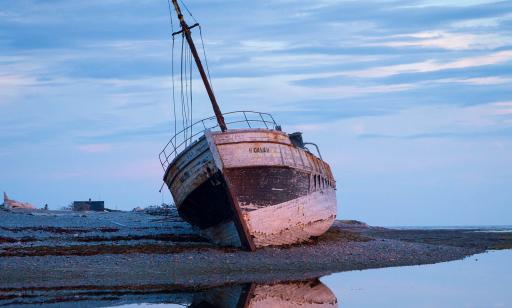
322,249,511,307
110,250,511,307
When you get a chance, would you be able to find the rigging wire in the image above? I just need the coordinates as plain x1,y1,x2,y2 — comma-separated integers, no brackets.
180,0,213,91
180,0,213,126
186,1,210,138
198,26,214,91
180,34,186,144
179,0,198,23
166,0,174,32
166,0,177,138
183,41,190,145
185,48,193,146
185,46,192,141
189,46,193,142
171,36,177,139
166,0,212,147
178,0,211,89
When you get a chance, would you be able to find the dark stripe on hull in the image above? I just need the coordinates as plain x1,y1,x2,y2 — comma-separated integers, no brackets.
223,167,311,210
177,171,234,229
164,129,337,251
177,172,254,250
164,136,253,249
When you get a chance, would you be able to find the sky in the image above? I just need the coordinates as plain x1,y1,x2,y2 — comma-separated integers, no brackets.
1,0,511,226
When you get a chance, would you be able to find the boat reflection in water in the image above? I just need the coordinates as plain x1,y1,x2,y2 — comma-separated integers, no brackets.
191,279,338,308
0,279,338,307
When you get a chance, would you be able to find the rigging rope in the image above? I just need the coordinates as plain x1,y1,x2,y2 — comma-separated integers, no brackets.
179,0,198,23
199,26,214,92
167,0,177,138
178,0,212,92
189,46,193,142
183,41,190,145
166,0,174,32
166,0,209,148
180,34,187,145
171,36,176,139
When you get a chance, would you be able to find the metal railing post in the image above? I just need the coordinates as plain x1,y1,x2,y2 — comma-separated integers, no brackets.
243,111,252,128
160,111,280,168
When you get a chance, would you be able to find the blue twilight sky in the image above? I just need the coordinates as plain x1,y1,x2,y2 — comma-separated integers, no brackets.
1,0,511,226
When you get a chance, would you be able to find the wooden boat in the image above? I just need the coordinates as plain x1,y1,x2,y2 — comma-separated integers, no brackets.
0,279,337,307
190,279,338,308
160,1,337,251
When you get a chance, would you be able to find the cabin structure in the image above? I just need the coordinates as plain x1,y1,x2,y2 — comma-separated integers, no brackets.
72,199,105,212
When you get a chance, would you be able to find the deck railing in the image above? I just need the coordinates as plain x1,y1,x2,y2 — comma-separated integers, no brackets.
159,111,278,170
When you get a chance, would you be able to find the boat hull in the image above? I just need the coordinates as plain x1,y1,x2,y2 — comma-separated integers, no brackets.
190,279,338,308
164,129,337,250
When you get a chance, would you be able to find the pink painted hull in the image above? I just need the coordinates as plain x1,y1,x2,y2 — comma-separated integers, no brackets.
164,129,337,250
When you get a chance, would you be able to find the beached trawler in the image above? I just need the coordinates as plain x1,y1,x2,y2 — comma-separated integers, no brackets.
159,0,337,251
191,279,338,307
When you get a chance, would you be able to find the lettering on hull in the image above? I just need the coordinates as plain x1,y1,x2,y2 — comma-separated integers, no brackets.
249,147,270,153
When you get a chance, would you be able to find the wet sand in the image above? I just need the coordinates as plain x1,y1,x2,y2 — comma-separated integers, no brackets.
1,209,511,303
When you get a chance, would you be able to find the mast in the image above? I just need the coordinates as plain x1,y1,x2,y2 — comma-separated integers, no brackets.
171,0,227,132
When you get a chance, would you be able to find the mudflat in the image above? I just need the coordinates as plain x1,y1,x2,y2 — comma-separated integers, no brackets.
1,209,510,291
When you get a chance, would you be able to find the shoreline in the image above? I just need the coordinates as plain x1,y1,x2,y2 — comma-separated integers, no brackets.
1,210,511,291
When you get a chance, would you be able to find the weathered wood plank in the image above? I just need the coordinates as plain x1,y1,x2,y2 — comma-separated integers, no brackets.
206,130,256,251
165,129,337,250
248,280,338,308
196,220,242,248
210,130,335,183
210,129,337,249
189,279,337,308
213,129,291,146
244,189,337,248
165,137,218,206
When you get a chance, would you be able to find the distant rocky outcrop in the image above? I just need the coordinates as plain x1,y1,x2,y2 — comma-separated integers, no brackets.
339,220,368,227
3,192,35,210
143,203,177,216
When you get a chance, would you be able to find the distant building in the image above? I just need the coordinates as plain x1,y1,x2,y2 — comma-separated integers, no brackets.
72,198,105,212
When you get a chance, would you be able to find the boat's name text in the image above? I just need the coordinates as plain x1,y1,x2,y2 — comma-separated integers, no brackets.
249,147,270,153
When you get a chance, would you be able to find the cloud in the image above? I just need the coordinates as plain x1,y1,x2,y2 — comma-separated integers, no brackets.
2,0,512,217
398,0,503,8
350,101,512,141
0,73,34,87
48,158,162,181
451,13,512,28
239,40,291,52
345,50,512,78
432,76,512,85
219,53,383,72
359,129,512,140
212,73,416,108
489,101,512,115
0,73,39,104
366,31,512,50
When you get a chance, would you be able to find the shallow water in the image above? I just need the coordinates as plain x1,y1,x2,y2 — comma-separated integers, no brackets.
108,250,511,308
322,249,512,308
392,225,512,231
